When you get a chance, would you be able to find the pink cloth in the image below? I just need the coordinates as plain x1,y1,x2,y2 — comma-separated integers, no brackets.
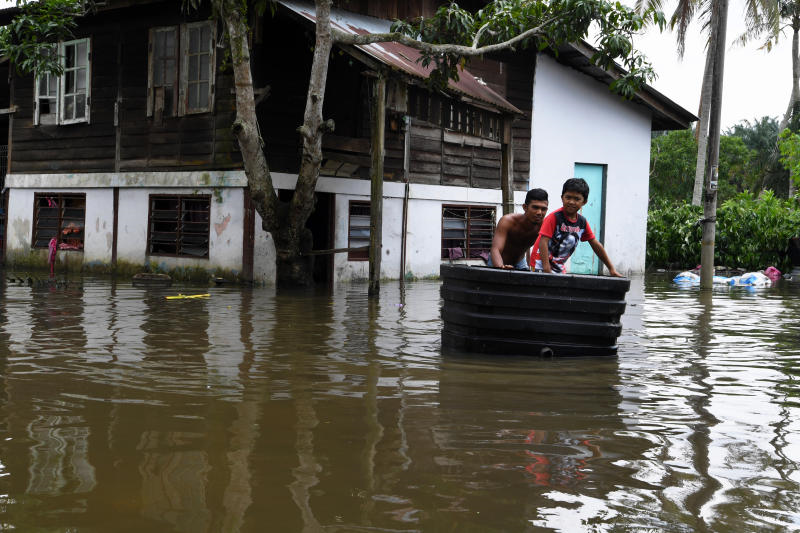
764,266,782,281
48,237,57,278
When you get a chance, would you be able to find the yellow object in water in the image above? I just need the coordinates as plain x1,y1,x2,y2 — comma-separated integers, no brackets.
165,293,210,300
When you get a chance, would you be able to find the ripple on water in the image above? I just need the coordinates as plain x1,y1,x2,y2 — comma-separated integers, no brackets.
1,275,800,531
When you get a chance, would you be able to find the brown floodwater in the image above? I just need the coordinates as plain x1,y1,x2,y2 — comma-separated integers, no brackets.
1,272,799,532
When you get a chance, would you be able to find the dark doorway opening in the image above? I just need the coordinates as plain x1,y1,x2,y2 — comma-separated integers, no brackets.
278,189,334,285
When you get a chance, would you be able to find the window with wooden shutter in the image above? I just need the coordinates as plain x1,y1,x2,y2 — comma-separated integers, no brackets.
60,38,90,124
33,38,91,126
182,22,214,114
147,22,216,117
148,27,179,118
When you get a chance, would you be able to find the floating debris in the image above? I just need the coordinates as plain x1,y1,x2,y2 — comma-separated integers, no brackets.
165,293,210,300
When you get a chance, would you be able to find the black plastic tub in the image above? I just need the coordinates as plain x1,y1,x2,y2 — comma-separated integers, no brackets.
440,264,630,357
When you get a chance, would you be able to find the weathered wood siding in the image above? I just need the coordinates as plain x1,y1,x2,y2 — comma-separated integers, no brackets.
9,3,241,175
6,1,535,195
462,55,535,192
505,58,534,191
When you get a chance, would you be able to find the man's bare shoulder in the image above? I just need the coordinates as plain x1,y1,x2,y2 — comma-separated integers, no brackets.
498,212,525,227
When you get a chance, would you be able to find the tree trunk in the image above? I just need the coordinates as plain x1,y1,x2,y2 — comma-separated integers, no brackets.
278,0,336,286
223,3,278,235
692,48,714,206
781,18,800,197
223,0,334,287
700,0,728,290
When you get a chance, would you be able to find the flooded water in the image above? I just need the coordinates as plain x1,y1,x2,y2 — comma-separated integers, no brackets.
1,273,799,532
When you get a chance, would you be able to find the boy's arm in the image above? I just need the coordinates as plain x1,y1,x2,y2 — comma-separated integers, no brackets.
490,216,513,269
539,236,552,273
588,239,623,277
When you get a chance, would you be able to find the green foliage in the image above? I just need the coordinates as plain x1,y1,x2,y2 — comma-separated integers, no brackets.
390,0,664,97
717,135,757,199
649,130,762,204
727,116,788,194
778,128,800,189
647,192,800,270
0,0,81,76
646,199,702,268
649,130,697,202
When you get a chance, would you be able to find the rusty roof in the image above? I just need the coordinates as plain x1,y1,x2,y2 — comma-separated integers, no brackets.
278,1,524,115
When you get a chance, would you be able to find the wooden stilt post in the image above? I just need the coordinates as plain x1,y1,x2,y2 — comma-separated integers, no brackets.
500,116,514,215
369,73,386,296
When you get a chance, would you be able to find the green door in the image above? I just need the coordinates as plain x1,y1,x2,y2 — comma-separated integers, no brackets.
570,163,605,275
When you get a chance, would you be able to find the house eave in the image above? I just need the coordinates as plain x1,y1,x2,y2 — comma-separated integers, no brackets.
549,41,698,131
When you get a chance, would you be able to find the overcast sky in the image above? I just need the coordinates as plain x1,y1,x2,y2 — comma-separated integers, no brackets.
619,0,791,130
1,0,791,130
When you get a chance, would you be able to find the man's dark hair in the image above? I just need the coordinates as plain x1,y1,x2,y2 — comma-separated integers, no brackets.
562,178,590,200
524,188,548,204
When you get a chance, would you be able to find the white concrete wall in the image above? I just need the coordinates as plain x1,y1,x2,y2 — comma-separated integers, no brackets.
6,189,35,254
273,173,528,280
5,173,249,276
530,54,653,273
117,187,245,272
84,189,115,264
252,210,276,285
5,187,115,265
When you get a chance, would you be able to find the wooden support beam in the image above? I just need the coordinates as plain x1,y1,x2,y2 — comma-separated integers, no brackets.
500,116,514,215
302,246,368,256
369,74,386,296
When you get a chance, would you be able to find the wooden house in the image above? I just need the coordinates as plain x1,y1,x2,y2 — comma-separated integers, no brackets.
0,0,695,282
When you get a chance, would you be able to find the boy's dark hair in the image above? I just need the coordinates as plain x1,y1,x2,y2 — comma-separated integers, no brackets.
562,178,590,200
524,188,548,204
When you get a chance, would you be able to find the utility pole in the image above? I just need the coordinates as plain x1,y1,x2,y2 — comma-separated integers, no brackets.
700,0,728,290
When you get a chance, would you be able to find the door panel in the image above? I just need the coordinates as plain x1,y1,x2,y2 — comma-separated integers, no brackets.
570,163,604,275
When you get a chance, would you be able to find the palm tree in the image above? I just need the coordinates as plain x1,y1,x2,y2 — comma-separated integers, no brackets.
637,0,772,205
737,0,800,195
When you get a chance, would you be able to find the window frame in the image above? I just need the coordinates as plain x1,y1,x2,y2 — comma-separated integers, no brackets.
441,204,496,260
146,194,212,259
34,38,91,126
347,200,370,261
147,21,216,118
32,192,87,251
147,26,180,119
409,87,501,141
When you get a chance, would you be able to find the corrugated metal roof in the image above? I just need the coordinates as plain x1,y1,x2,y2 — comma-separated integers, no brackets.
279,0,523,115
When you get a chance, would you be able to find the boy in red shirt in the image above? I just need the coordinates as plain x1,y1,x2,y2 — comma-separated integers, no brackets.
531,178,622,277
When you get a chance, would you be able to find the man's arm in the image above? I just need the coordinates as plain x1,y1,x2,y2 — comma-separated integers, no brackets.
539,236,552,273
490,216,513,269
588,239,623,277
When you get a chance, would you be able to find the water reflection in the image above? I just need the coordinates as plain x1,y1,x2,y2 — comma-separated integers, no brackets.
0,275,800,531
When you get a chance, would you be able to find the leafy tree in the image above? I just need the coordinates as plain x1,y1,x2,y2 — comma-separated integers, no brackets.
726,116,788,194
0,0,81,76
190,0,666,285
717,135,756,200
647,191,800,270
649,129,697,202
779,127,800,189
649,130,757,204
736,0,800,195
637,0,773,206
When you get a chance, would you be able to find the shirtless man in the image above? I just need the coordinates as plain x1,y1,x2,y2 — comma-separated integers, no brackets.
488,188,549,270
